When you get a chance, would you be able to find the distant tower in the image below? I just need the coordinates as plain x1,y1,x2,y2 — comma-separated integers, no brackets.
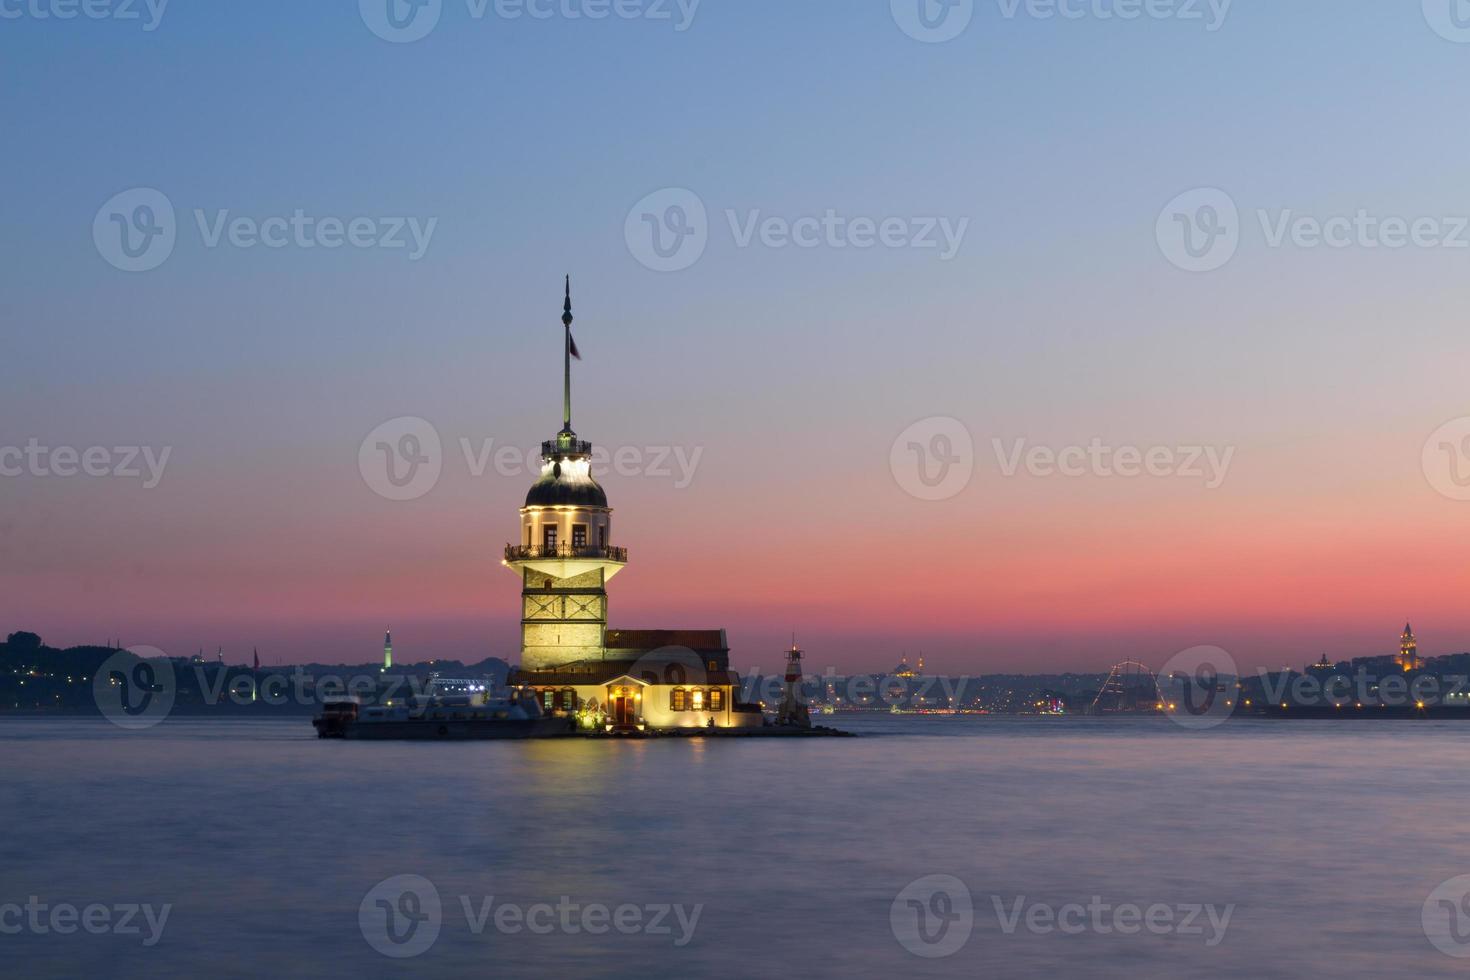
777,639,810,728
1398,622,1420,672
503,278,627,672
383,628,393,672
917,653,925,675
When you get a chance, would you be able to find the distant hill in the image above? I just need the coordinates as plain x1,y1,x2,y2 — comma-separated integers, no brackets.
0,630,511,715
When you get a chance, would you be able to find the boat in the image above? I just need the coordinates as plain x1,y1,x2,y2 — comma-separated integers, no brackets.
312,688,572,740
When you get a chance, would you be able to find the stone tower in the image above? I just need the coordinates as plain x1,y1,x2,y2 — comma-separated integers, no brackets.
1397,622,1420,672
503,279,627,672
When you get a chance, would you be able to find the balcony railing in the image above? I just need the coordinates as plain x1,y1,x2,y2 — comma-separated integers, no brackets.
542,439,593,458
506,544,628,563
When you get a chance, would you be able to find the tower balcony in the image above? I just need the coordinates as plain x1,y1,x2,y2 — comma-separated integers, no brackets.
506,544,627,563
503,543,628,582
543,438,593,458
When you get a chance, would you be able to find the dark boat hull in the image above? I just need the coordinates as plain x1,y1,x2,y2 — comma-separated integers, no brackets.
314,717,572,740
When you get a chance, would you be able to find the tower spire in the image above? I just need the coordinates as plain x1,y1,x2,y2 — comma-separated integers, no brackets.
562,275,573,432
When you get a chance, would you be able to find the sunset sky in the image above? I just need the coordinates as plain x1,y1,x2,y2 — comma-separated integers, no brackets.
5,2,1470,672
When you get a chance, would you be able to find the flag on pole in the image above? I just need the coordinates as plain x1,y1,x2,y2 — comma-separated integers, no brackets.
564,275,581,360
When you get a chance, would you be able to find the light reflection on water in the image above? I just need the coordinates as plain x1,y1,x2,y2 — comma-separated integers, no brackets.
2,715,1468,979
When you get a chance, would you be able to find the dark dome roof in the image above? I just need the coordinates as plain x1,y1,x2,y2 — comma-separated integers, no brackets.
525,465,608,508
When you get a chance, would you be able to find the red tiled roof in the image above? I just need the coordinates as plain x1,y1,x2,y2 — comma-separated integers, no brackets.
603,629,728,653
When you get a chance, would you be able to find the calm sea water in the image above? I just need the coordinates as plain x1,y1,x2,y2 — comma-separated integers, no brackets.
3,715,1468,978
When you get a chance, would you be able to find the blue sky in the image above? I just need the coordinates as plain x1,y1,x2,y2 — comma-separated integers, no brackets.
6,1,1470,670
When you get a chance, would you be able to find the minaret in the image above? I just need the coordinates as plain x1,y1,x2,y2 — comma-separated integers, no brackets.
503,279,628,672
1398,622,1419,672
382,628,393,672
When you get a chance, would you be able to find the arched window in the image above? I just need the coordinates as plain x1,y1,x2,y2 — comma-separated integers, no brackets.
691,689,705,711
670,688,688,712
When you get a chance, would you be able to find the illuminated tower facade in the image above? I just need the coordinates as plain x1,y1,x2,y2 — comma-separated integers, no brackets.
382,628,392,672
1397,622,1420,672
503,279,628,672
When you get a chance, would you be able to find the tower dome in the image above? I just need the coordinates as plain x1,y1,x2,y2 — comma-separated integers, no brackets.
524,442,608,508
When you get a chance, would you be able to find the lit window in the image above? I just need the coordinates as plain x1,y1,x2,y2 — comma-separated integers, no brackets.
572,525,588,548
709,689,724,711
671,688,687,711
542,525,558,552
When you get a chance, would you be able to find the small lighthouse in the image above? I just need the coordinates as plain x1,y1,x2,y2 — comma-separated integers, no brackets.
777,639,811,728
382,627,393,672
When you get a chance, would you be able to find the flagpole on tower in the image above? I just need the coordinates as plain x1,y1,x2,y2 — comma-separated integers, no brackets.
563,275,573,432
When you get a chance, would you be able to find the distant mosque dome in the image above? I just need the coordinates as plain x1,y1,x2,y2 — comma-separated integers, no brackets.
889,653,923,678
